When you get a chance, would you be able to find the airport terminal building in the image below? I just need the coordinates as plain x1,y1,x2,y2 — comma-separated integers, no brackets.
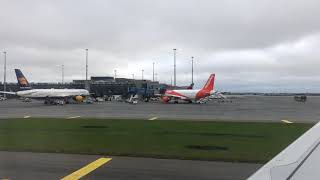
0,76,162,98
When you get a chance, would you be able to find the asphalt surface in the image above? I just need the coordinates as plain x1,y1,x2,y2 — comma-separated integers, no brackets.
0,151,261,180
0,96,319,122
0,95,315,179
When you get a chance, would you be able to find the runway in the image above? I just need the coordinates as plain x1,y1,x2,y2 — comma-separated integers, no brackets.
0,151,261,180
0,96,319,122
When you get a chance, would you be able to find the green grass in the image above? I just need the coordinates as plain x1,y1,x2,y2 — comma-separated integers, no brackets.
0,118,313,163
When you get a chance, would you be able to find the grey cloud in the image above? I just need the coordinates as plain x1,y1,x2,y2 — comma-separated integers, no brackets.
1,0,320,92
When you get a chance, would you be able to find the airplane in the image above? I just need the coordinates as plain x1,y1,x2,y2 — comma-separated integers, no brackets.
0,69,90,105
162,74,225,103
248,120,320,180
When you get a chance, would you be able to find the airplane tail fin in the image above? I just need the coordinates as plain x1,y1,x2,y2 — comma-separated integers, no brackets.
187,83,194,89
202,74,215,91
15,69,32,90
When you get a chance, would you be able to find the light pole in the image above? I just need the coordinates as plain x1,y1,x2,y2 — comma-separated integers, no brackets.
141,69,144,80
85,49,88,81
62,64,64,84
114,69,117,81
152,62,155,82
85,48,89,90
173,49,176,87
132,74,135,80
3,51,6,98
191,56,194,85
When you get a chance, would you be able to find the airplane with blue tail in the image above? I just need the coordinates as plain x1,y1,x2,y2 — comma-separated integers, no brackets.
0,69,90,105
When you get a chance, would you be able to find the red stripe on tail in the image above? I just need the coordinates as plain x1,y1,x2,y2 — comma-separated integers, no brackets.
202,74,215,91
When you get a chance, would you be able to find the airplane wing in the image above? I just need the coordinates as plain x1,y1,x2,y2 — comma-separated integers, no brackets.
0,91,17,95
248,121,320,180
46,93,89,98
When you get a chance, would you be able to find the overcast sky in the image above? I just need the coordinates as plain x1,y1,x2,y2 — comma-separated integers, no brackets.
1,0,320,92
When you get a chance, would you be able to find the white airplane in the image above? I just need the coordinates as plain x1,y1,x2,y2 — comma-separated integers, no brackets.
248,121,320,180
162,74,225,103
0,69,90,105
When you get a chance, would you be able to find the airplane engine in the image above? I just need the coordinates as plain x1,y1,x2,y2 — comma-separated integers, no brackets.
162,96,170,103
73,95,84,102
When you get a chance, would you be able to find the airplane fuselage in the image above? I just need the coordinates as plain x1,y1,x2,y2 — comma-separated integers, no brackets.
164,89,215,101
16,89,89,98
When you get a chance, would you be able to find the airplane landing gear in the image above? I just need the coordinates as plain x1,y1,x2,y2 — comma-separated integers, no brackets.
44,98,65,105
44,98,50,105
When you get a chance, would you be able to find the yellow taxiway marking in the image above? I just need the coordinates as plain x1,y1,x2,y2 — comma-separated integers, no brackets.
281,120,293,124
61,157,112,180
23,116,31,119
67,116,81,119
148,117,158,121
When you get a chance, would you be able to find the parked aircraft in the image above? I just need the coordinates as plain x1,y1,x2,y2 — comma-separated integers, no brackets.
162,74,224,103
0,69,90,105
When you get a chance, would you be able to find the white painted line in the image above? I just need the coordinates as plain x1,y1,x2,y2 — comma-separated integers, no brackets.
67,116,81,119
281,120,293,124
148,117,158,121
23,116,31,119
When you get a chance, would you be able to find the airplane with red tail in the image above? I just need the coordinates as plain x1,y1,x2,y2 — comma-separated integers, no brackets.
162,74,221,103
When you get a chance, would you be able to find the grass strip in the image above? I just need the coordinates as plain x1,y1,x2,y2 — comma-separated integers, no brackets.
0,118,313,163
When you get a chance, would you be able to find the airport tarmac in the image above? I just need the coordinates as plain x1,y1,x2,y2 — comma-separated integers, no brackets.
0,151,261,180
0,96,312,179
0,96,319,122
